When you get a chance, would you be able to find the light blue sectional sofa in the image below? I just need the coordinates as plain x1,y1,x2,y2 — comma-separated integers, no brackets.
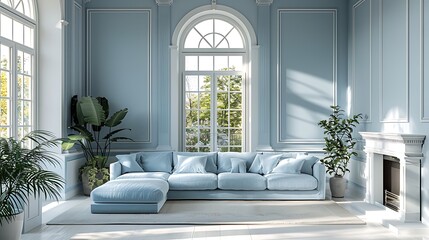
90,151,326,213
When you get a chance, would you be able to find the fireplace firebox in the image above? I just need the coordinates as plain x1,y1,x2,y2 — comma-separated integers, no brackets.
383,155,400,212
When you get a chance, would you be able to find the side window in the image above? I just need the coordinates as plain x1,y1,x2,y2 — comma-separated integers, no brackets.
0,1,35,140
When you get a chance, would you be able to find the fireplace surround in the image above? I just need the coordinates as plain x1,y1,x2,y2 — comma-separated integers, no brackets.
360,132,425,222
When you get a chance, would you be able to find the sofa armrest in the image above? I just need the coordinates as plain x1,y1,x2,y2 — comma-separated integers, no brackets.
312,161,326,197
110,162,122,180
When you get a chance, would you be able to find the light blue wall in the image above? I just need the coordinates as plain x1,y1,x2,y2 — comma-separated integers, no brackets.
349,0,429,225
73,0,349,152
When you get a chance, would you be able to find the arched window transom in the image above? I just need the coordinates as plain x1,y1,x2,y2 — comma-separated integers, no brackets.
1,0,35,19
184,18,244,49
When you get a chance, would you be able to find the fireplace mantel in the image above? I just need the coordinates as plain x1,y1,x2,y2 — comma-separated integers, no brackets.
360,132,425,222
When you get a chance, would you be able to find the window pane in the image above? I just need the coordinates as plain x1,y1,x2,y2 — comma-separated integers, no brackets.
217,75,229,91
230,93,242,110
0,99,9,125
0,127,9,138
199,92,210,110
23,53,31,75
23,101,31,125
200,128,210,145
1,45,10,70
185,92,198,109
185,56,198,71
227,29,243,48
185,128,198,146
186,147,198,152
13,20,24,44
1,0,11,7
217,129,229,146
229,56,243,71
23,76,31,99
17,51,23,73
194,19,213,41
199,147,210,152
230,129,242,145
217,93,228,109
199,75,210,91
230,111,242,127
198,56,213,71
24,26,32,47
17,100,23,125
230,147,241,152
1,71,9,97
185,75,198,91
214,19,233,36
1,14,13,40
184,28,201,48
185,110,198,127
17,75,23,99
215,56,228,71
214,34,227,48
230,75,242,91
199,110,210,127
217,110,229,127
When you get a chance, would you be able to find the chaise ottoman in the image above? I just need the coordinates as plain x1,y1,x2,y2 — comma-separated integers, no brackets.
90,178,169,214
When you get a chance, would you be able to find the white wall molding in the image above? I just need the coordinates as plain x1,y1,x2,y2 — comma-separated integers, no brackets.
155,0,173,6
276,9,337,144
256,0,273,6
86,9,152,144
420,0,429,122
352,0,372,123
379,0,410,123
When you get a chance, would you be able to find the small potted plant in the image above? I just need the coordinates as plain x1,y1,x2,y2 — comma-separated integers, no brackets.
62,96,133,195
318,105,362,198
0,130,64,240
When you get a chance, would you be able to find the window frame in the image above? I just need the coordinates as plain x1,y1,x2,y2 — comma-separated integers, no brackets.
179,14,249,152
0,1,36,139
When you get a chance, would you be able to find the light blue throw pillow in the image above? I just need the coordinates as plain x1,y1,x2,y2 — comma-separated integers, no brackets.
174,155,208,174
116,154,144,173
249,154,282,175
272,157,305,174
230,158,247,173
138,151,173,173
298,155,320,175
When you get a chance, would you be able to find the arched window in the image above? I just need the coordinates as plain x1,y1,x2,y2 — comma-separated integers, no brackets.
181,15,248,152
0,0,35,140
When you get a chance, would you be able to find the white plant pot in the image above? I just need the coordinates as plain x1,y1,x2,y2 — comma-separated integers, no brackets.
329,176,347,198
0,210,24,240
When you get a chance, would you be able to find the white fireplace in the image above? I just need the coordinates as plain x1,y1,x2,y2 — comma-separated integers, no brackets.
360,132,425,222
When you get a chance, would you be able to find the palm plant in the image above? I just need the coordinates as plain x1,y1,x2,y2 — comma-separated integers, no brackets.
0,130,64,225
62,96,132,194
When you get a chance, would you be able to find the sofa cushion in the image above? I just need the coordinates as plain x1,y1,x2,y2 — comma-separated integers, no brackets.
173,152,217,173
116,172,170,181
136,151,173,173
265,173,318,190
298,155,320,175
265,152,307,159
175,155,207,173
116,153,143,173
218,173,266,190
91,178,169,203
230,158,247,173
249,154,282,175
168,173,217,190
217,152,257,172
272,157,305,174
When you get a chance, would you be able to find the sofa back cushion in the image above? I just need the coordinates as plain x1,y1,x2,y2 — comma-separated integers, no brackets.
116,153,144,173
297,155,319,175
136,151,173,173
217,152,257,173
173,152,217,173
264,152,307,159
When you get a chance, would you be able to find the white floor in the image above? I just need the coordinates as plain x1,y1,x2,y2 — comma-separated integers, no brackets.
22,183,429,240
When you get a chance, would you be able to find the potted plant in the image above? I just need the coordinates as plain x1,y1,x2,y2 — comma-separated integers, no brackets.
62,96,132,195
0,130,64,240
318,105,362,198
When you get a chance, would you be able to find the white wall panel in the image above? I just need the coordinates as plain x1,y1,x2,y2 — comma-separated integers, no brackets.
380,0,409,122
277,9,337,145
87,9,152,144
352,0,372,121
